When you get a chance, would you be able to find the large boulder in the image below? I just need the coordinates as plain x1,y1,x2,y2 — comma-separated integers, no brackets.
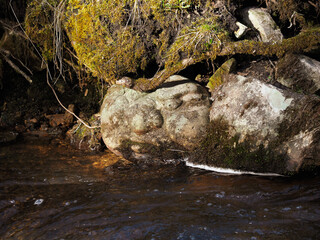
100,75,210,164
190,74,320,175
276,54,320,95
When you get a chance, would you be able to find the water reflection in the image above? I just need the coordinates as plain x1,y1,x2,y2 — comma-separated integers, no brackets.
1,140,320,239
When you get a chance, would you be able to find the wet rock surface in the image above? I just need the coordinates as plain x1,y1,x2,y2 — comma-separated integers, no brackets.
100,75,210,164
0,131,18,144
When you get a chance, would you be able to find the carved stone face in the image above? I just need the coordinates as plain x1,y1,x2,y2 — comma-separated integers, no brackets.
100,75,210,162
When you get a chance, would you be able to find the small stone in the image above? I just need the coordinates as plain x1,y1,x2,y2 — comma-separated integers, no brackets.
34,199,44,205
234,22,248,39
64,104,75,126
116,77,133,88
242,8,283,43
0,131,18,144
29,118,38,124
45,114,65,127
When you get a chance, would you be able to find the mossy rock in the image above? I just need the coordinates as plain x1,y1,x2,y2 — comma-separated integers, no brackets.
276,54,320,95
189,118,287,174
191,74,320,175
207,58,236,91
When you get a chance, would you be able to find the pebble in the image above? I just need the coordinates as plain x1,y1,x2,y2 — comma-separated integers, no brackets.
282,207,291,211
34,199,44,205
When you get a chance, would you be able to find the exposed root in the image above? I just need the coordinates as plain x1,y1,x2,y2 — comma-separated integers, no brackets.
53,0,66,81
133,27,320,92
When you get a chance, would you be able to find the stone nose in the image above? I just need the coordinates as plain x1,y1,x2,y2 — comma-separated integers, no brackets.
131,108,163,135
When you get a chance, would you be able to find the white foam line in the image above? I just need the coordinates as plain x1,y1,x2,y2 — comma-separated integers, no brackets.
185,160,283,177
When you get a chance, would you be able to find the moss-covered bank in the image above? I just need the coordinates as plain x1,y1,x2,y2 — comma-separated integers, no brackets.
22,0,320,91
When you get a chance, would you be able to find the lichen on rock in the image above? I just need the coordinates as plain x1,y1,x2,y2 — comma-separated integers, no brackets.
100,75,210,164
189,74,320,175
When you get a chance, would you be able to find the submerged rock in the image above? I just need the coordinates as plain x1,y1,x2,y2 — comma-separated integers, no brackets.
0,132,19,145
45,104,75,128
100,75,210,164
191,74,319,175
242,8,283,43
276,54,320,95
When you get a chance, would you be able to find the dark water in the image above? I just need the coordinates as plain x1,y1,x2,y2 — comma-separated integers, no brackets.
1,140,320,239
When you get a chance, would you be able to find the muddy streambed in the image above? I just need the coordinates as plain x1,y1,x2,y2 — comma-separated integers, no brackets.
0,140,320,239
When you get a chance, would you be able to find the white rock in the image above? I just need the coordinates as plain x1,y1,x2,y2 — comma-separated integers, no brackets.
243,8,283,43
234,22,248,39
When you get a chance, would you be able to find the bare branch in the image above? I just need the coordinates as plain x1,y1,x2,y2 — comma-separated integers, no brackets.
0,50,32,84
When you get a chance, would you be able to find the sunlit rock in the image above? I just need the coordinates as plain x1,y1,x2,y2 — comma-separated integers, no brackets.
242,8,283,43
198,74,320,174
234,22,248,39
100,75,210,164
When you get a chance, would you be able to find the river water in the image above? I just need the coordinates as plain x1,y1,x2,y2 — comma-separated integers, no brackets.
1,139,320,239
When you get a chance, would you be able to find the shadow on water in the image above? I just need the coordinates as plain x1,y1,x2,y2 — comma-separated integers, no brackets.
1,140,320,239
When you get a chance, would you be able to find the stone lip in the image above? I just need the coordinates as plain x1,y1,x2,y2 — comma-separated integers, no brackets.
100,75,210,164
196,74,320,175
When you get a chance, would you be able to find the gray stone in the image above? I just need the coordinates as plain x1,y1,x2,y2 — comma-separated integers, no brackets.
276,54,320,95
100,75,210,164
202,74,320,174
242,8,283,43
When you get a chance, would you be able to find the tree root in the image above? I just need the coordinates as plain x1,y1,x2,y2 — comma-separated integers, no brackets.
133,28,320,92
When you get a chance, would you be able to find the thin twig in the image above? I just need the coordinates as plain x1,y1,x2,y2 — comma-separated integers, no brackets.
0,51,32,83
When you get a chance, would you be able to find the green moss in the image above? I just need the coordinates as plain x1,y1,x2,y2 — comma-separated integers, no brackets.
25,0,320,92
190,118,288,174
25,0,62,61
63,0,231,85
165,18,229,68
207,58,236,91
